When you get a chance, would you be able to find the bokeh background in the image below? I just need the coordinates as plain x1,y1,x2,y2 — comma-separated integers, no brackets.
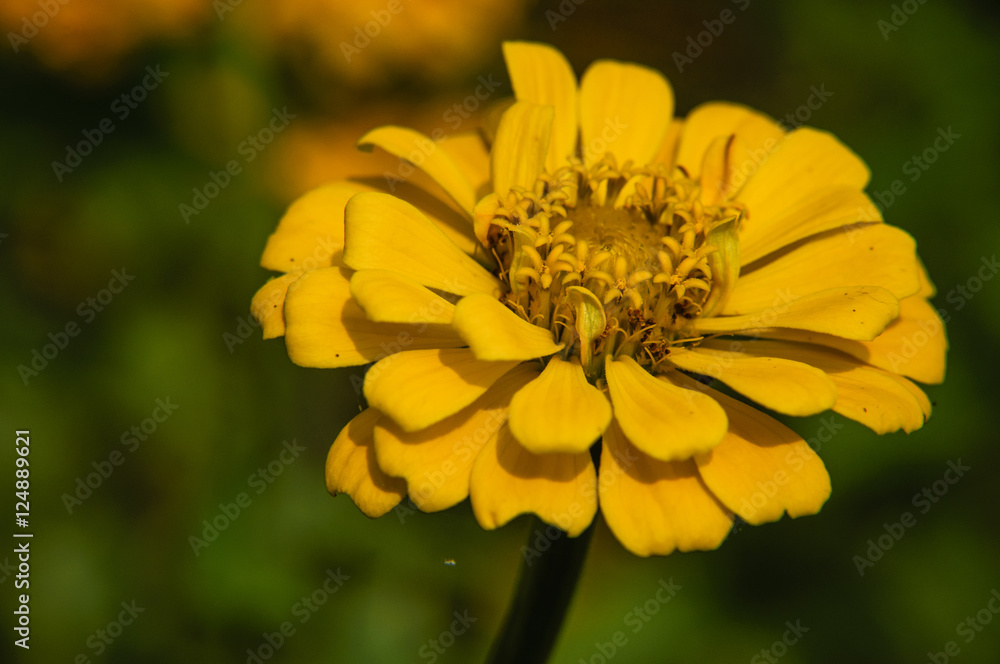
3,1,1000,662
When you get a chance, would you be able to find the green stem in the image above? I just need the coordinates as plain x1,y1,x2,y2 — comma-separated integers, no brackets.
486,516,595,664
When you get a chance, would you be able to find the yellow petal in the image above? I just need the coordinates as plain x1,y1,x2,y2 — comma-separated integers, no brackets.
651,118,683,167
730,340,928,433
373,363,539,512
896,371,932,420
451,293,564,361
261,181,370,272
599,421,732,557
693,388,831,525
696,286,900,341
469,423,597,537
491,101,554,197
508,357,612,454
349,269,455,324
699,134,744,206
866,295,947,384
362,178,481,260
604,356,727,461
755,294,947,384
472,191,503,247
343,192,501,297
740,187,883,265
668,345,837,416
737,127,871,227
358,126,477,216
727,224,920,314
326,408,406,518
482,97,516,146
363,348,519,432
915,257,937,298
613,173,653,208
503,41,579,171
251,273,298,339
675,102,785,180
437,132,491,200
578,59,674,166
283,267,463,368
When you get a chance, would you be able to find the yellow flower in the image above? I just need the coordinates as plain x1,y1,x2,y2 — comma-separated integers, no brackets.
252,42,946,556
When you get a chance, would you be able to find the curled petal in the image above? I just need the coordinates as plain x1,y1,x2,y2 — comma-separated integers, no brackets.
604,356,727,461
600,421,733,557
452,293,563,361
693,387,831,525
326,408,407,518
364,348,519,432
470,424,597,537
508,356,612,454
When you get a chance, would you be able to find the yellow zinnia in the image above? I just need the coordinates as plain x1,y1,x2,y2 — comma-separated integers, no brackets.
252,42,946,557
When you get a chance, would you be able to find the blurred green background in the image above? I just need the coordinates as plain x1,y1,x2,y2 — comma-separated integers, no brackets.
2,1,999,662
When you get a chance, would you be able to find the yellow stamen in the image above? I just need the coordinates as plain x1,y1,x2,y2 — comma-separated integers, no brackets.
476,154,745,376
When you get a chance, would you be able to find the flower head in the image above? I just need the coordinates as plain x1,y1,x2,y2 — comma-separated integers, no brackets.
252,42,946,556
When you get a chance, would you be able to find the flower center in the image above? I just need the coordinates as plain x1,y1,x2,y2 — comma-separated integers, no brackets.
481,154,744,377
